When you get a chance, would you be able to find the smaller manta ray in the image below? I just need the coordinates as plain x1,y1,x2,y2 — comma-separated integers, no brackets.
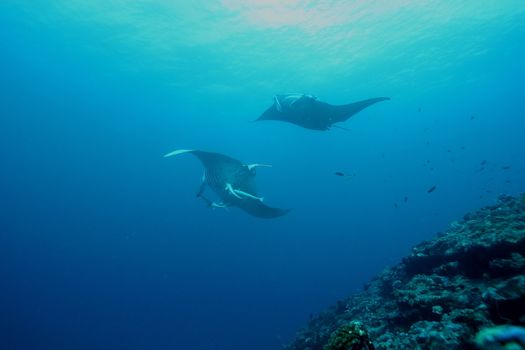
255,93,390,130
164,149,289,219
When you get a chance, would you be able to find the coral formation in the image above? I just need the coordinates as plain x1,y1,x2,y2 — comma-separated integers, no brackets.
286,194,525,350
474,325,525,350
323,321,375,350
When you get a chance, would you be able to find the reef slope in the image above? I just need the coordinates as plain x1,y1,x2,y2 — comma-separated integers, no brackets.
287,194,525,350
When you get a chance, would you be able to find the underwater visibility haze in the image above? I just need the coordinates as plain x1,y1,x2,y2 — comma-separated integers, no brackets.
1,1,525,349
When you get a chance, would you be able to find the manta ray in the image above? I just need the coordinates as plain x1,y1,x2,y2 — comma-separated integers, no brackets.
255,93,390,130
164,149,289,219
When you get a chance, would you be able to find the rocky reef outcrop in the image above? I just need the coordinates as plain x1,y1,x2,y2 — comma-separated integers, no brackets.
286,194,525,350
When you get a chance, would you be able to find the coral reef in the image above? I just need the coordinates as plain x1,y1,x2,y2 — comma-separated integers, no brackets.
286,194,525,350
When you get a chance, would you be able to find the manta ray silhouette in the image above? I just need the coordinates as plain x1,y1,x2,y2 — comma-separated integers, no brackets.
164,149,289,219
255,94,390,130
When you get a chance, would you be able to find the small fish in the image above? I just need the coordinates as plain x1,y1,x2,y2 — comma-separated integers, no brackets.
335,172,355,181
427,185,437,193
418,107,422,113
404,196,408,203
394,203,398,209
480,160,487,166
505,180,511,184
470,115,475,120
502,165,511,170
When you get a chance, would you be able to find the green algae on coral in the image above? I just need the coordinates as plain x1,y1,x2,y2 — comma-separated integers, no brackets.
324,321,375,350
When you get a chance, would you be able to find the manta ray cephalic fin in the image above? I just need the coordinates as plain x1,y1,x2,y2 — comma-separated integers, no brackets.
225,183,243,199
233,188,264,202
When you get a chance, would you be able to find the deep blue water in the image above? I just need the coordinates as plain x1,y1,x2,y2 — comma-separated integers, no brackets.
1,2,525,349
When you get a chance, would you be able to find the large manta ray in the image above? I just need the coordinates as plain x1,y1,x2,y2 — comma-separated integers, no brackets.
164,149,289,219
255,94,390,130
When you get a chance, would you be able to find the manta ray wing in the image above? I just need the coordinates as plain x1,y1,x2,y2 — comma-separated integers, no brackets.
256,104,281,122
236,198,290,218
190,150,243,175
255,100,331,130
165,149,244,189
328,97,390,124
191,151,246,190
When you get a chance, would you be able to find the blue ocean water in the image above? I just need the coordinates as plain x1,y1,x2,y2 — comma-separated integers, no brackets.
1,1,524,349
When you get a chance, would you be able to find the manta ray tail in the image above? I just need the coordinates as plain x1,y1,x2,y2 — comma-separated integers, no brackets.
331,97,390,124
